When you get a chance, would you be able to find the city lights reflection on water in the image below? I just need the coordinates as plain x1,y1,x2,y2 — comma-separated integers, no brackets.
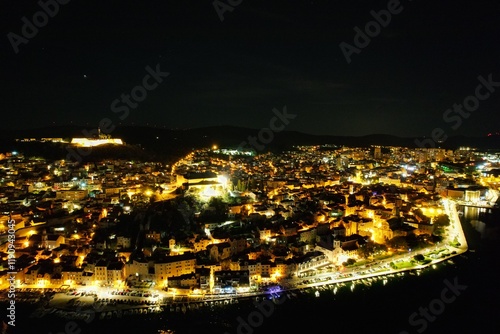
461,205,500,240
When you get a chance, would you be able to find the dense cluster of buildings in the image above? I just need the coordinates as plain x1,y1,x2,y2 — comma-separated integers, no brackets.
0,144,498,294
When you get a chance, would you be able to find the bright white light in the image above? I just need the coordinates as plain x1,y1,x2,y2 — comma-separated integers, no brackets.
217,175,228,187
201,187,220,199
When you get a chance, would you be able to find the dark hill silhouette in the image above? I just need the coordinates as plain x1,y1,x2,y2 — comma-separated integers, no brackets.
1,125,499,162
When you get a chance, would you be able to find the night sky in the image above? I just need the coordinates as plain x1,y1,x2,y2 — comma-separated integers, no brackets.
1,0,500,137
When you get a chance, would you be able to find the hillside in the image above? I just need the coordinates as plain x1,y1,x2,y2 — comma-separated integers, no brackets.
1,125,499,162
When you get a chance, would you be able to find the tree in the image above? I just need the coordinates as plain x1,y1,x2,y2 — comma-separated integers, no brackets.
234,179,247,192
207,197,228,216
433,214,450,227
343,258,356,267
358,241,387,258
433,227,445,236
387,236,409,251
413,254,425,262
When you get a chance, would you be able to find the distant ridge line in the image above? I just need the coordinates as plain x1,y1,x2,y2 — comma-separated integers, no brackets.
1,125,500,153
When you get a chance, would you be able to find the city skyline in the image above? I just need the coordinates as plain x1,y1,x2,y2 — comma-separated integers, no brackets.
1,0,500,138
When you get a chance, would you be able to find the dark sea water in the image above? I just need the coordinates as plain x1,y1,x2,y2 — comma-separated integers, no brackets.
8,205,500,334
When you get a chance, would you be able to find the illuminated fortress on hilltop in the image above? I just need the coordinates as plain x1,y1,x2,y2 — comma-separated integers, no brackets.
16,128,124,148
71,128,123,147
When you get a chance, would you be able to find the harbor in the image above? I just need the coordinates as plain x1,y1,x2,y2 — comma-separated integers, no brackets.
23,248,463,322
